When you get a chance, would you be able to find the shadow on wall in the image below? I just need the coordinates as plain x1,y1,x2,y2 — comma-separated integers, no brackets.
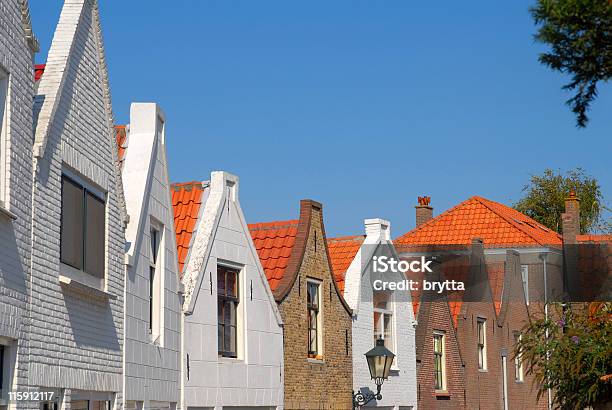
63,290,120,350
0,218,28,338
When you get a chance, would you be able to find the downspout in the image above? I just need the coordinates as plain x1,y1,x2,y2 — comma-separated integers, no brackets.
501,351,509,410
540,251,552,410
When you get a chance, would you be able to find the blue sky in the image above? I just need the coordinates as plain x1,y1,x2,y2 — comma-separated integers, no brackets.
30,1,611,237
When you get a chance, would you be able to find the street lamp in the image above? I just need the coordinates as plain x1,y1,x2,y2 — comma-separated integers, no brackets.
352,337,395,409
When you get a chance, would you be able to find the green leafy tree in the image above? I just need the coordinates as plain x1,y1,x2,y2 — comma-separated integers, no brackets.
530,0,612,127
515,303,612,409
514,168,610,234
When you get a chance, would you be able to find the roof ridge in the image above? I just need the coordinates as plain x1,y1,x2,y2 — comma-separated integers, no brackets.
327,235,366,243
248,220,299,230
473,196,559,246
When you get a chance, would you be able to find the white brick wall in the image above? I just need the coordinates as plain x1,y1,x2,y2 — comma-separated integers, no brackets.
181,172,284,409
28,0,124,405
122,103,181,407
343,219,418,409
0,0,37,408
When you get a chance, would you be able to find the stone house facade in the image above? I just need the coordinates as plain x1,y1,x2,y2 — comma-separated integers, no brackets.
249,200,353,409
120,103,181,410
172,172,284,409
0,0,38,407
29,0,127,407
328,218,418,409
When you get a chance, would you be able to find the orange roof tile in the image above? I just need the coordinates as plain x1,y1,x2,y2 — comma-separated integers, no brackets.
171,181,207,274
577,234,612,243
488,262,505,314
114,125,128,169
327,235,365,293
248,220,299,292
396,196,562,248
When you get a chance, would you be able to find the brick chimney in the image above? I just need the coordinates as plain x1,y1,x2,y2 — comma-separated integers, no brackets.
561,190,580,244
415,196,433,227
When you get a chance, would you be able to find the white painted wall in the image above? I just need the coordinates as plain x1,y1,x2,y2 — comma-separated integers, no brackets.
343,219,418,409
0,0,37,406
181,172,284,409
122,103,181,408
29,0,125,406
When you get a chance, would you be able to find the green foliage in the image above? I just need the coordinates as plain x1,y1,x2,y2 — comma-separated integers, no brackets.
514,168,610,234
515,303,612,409
530,0,612,127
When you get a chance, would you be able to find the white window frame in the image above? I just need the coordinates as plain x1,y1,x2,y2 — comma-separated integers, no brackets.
0,67,9,211
149,220,164,344
521,265,529,305
59,170,107,290
514,333,524,382
307,278,323,360
373,291,396,354
433,331,447,392
477,317,487,371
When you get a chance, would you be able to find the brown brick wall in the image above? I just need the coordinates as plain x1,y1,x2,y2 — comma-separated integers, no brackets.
416,301,466,409
279,202,354,409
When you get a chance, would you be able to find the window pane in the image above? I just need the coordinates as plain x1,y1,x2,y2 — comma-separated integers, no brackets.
217,269,225,294
85,192,105,278
218,323,224,352
151,228,159,263
227,271,236,297
384,313,393,348
61,177,84,269
373,311,382,339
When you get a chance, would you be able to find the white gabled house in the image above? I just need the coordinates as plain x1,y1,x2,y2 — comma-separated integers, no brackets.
0,0,39,406
120,103,182,410
29,0,126,407
328,219,418,410
171,172,284,409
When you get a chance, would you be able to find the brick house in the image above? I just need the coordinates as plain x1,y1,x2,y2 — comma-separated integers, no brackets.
410,259,467,409
249,200,353,409
172,173,284,409
29,0,127,406
0,1,38,407
328,219,418,409
119,103,182,410
395,196,565,410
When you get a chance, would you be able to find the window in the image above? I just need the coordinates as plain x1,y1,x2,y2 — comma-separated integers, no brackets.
307,280,322,358
514,334,524,382
477,318,487,370
60,175,106,279
0,344,4,392
217,265,239,357
0,69,7,208
373,291,394,351
433,332,446,391
149,226,160,336
521,265,529,305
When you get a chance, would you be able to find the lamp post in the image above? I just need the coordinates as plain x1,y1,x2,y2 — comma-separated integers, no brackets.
352,337,395,409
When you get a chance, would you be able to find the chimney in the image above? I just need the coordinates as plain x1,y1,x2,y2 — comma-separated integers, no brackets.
561,190,580,244
415,196,433,227
364,218,391,240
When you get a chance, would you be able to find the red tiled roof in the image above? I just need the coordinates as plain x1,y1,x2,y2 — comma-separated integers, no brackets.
248,220,299,292
396,196,562,248
34,64,45,81
327,235,365,293
577,234,612,243
114,125,128,168
171,182,206,274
